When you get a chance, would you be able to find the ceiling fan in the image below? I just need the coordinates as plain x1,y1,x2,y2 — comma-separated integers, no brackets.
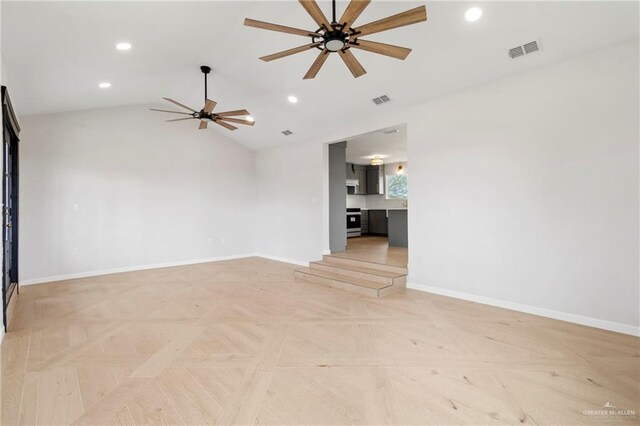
245,0,427,79
150,66,254,131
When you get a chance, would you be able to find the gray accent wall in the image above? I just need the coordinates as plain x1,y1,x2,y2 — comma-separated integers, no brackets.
329,142,347,253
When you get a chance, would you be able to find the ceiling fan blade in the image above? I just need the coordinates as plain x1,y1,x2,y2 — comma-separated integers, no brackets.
349,39,412,60
204,99,217,113
298,0,332,30
338,49,366,78
162,97,198,113
149,108,192,115
216,109,250,117
303,49,330,79
338,0,371,30
166,117,194,122
244,18,316,37
213,120,238,131
199,121,208,130
260,43,322,62
352,5,427,37
218,117,255,126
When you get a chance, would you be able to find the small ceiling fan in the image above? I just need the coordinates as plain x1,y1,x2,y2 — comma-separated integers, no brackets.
150,66,254,131
245,0,427,79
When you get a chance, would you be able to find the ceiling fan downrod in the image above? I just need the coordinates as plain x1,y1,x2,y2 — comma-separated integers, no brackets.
331,0,337,24
200,65,211,105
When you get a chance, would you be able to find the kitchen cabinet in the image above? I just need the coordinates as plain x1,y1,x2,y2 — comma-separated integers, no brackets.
346,163,368,195
388,210,408,247
366,165,384,195
360,210,369,234
368,209,387,235
355,168,367,194
346,163,357,180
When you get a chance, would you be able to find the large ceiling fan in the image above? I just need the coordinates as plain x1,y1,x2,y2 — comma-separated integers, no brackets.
245,0,427,79
150,66,254,131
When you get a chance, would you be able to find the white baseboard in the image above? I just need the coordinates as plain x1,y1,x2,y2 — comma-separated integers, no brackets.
407,282,639,337
19,253,257,286
253,254,308,267
0,328,4,346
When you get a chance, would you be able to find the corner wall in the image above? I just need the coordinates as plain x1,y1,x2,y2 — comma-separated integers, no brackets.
255,39,640,334
19,105,257,283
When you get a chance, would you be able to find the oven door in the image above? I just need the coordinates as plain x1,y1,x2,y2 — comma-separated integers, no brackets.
346,214,361,230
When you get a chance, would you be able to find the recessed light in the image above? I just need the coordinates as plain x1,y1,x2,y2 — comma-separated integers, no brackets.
287,95,298,104
98,82,111,89
465,7,482,22
116,42,132,51
246,116,255,122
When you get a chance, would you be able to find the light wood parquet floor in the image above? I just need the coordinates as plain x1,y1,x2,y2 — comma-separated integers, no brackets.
1,257,638,425
332,236,408,267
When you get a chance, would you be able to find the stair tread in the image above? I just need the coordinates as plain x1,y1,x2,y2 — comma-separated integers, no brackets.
310,261,405,278
295,267,391,290
323,254,408,274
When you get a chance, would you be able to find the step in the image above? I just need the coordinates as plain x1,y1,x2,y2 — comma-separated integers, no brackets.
294,267,405,298
309,261,404,285
322,254,408,275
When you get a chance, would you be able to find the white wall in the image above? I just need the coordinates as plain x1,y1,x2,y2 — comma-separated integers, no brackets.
255,40,639,334
253,141,324,264
19,105,256,283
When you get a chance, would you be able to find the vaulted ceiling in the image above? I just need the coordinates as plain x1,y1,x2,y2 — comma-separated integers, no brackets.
2,1,638,150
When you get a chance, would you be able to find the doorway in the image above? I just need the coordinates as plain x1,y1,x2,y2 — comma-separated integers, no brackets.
326,124,408,269
2,86,21,332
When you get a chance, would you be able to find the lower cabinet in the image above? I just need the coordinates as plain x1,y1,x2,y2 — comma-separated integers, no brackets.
360,210,369,234
368,210,387,235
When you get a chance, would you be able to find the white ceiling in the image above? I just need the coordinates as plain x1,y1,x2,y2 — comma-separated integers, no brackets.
2,1,638,150
346,124,407,164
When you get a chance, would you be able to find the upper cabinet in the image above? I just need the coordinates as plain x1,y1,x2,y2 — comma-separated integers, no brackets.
366,165,384,195
346,163,368,195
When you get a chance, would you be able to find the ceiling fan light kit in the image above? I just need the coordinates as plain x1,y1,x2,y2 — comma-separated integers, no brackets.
150,65,254,131
245,0,428,79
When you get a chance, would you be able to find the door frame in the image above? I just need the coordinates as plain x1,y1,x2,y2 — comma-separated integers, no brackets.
2,86,21,332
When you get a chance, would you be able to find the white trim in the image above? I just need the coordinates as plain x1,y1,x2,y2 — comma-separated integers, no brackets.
19,253,257,286
322,250,331,255
407,282,639,337
253,254,308,267
0,328,4,346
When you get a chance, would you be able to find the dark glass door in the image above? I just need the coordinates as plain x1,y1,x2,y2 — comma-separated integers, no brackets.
2,86,20,332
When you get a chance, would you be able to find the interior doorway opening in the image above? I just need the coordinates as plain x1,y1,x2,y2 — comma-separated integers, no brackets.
330,124,408,265
302,123,408,297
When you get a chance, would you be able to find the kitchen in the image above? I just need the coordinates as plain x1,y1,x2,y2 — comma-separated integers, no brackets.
344,126,408,249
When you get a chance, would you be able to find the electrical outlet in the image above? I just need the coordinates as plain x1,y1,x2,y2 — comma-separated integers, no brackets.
72,248,78,256
220,238,226,245
208,237,213,244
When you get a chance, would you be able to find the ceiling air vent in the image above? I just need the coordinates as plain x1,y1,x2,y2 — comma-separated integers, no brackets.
281,130,293,136
372,95,391,105
508,40,542,59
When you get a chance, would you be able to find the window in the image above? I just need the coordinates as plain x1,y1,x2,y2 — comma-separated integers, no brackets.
386,172,408,199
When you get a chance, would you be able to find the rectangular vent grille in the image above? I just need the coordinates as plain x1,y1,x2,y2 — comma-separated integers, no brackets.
372,95,391,105
508,40,542,59
523,41,539,54
509,46,524,59
281,130,293,136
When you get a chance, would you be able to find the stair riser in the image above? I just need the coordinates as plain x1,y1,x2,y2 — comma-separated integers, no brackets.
378,277,407,296
294,271,381,297
309,263,393,285
323,255,408,275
